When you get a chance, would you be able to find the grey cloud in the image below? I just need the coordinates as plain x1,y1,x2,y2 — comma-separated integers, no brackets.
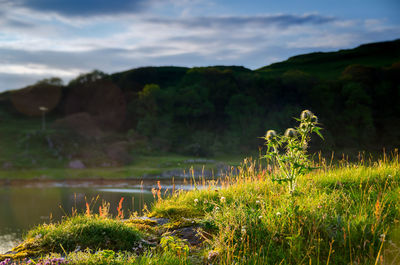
4,0,149,17
5,18,35,28
146,14,336,29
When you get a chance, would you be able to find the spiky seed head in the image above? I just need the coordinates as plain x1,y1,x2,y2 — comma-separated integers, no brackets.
301,110,313,120
300,123,308,130
266,130,277,140
311,115,318,123
285,128,297,138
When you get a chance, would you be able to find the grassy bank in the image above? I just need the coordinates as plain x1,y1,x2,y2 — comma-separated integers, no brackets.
0,153,244,180
1,154,399,264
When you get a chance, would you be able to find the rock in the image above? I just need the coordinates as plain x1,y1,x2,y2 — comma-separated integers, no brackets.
68,160,85,169
170,226,203,246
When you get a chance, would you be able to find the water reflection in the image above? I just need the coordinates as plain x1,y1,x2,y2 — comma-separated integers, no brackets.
0,180,175,254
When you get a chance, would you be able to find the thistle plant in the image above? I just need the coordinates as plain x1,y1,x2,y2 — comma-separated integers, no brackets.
262,110,323,194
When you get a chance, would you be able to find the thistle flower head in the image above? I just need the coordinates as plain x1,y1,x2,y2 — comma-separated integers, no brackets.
311,115,318,123
301,110,313,120
300,123,308,130
284,128,297,138
265,130,277,141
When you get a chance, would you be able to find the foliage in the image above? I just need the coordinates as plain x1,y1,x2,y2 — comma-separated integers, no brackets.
1,39,400,158
160,236,189,258
26,215,142,253
262,110,323,193
151,155,400,264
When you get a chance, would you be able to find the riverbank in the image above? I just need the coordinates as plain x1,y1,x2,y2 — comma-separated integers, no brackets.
1,155,399,264
0,153,244,180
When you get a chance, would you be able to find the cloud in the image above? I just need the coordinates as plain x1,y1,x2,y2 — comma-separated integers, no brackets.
147,14,336,29
0,1,399,92
3,19,35,29
6,0,149,17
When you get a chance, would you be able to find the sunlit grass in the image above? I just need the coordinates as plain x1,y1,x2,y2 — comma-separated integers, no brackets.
2,154,400,264
151,155,400,264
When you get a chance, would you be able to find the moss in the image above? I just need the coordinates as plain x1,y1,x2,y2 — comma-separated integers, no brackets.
125,218,159,234
125,218,158,226
0,238,42,261
163,218,199,230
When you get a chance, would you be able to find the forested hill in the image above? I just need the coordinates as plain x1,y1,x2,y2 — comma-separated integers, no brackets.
2,39,400,158
257,39,400,78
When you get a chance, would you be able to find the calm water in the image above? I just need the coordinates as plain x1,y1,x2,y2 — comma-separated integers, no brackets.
0,179,193,254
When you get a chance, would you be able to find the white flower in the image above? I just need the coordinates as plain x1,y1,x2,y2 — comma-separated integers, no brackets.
241,228,246,234
194,199,199,204
276,212,281,216
220,197,226,203
215,206,220,211
258,216,263,219
256,200,260,204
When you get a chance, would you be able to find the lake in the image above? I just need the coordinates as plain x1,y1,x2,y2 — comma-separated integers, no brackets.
0,178,195,254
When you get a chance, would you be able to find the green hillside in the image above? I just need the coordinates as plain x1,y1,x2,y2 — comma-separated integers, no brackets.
0,39,399,170
257,39,400,78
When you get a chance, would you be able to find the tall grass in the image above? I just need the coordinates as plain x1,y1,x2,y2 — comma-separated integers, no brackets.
151,153,400,264
2,152,399,264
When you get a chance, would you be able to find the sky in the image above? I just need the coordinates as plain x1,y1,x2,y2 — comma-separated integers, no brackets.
0,0,399,91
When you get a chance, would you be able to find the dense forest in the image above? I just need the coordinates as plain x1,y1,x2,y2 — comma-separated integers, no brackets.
2,39,400,158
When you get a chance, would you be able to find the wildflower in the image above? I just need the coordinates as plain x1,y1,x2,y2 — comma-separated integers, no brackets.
241,227,247,234
215,206,220,211
256,200,260,204
265,130,277,141
276,211,281,217
259,215,263,219
194,198,199,204
284,128,297,138
220,196,226,203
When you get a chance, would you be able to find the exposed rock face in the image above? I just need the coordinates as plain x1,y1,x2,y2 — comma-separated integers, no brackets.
64,80,126,131
10,83,62,116
53,112,103,140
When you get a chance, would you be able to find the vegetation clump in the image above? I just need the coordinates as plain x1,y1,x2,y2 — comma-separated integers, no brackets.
262,109,323,193
2,214,142,260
